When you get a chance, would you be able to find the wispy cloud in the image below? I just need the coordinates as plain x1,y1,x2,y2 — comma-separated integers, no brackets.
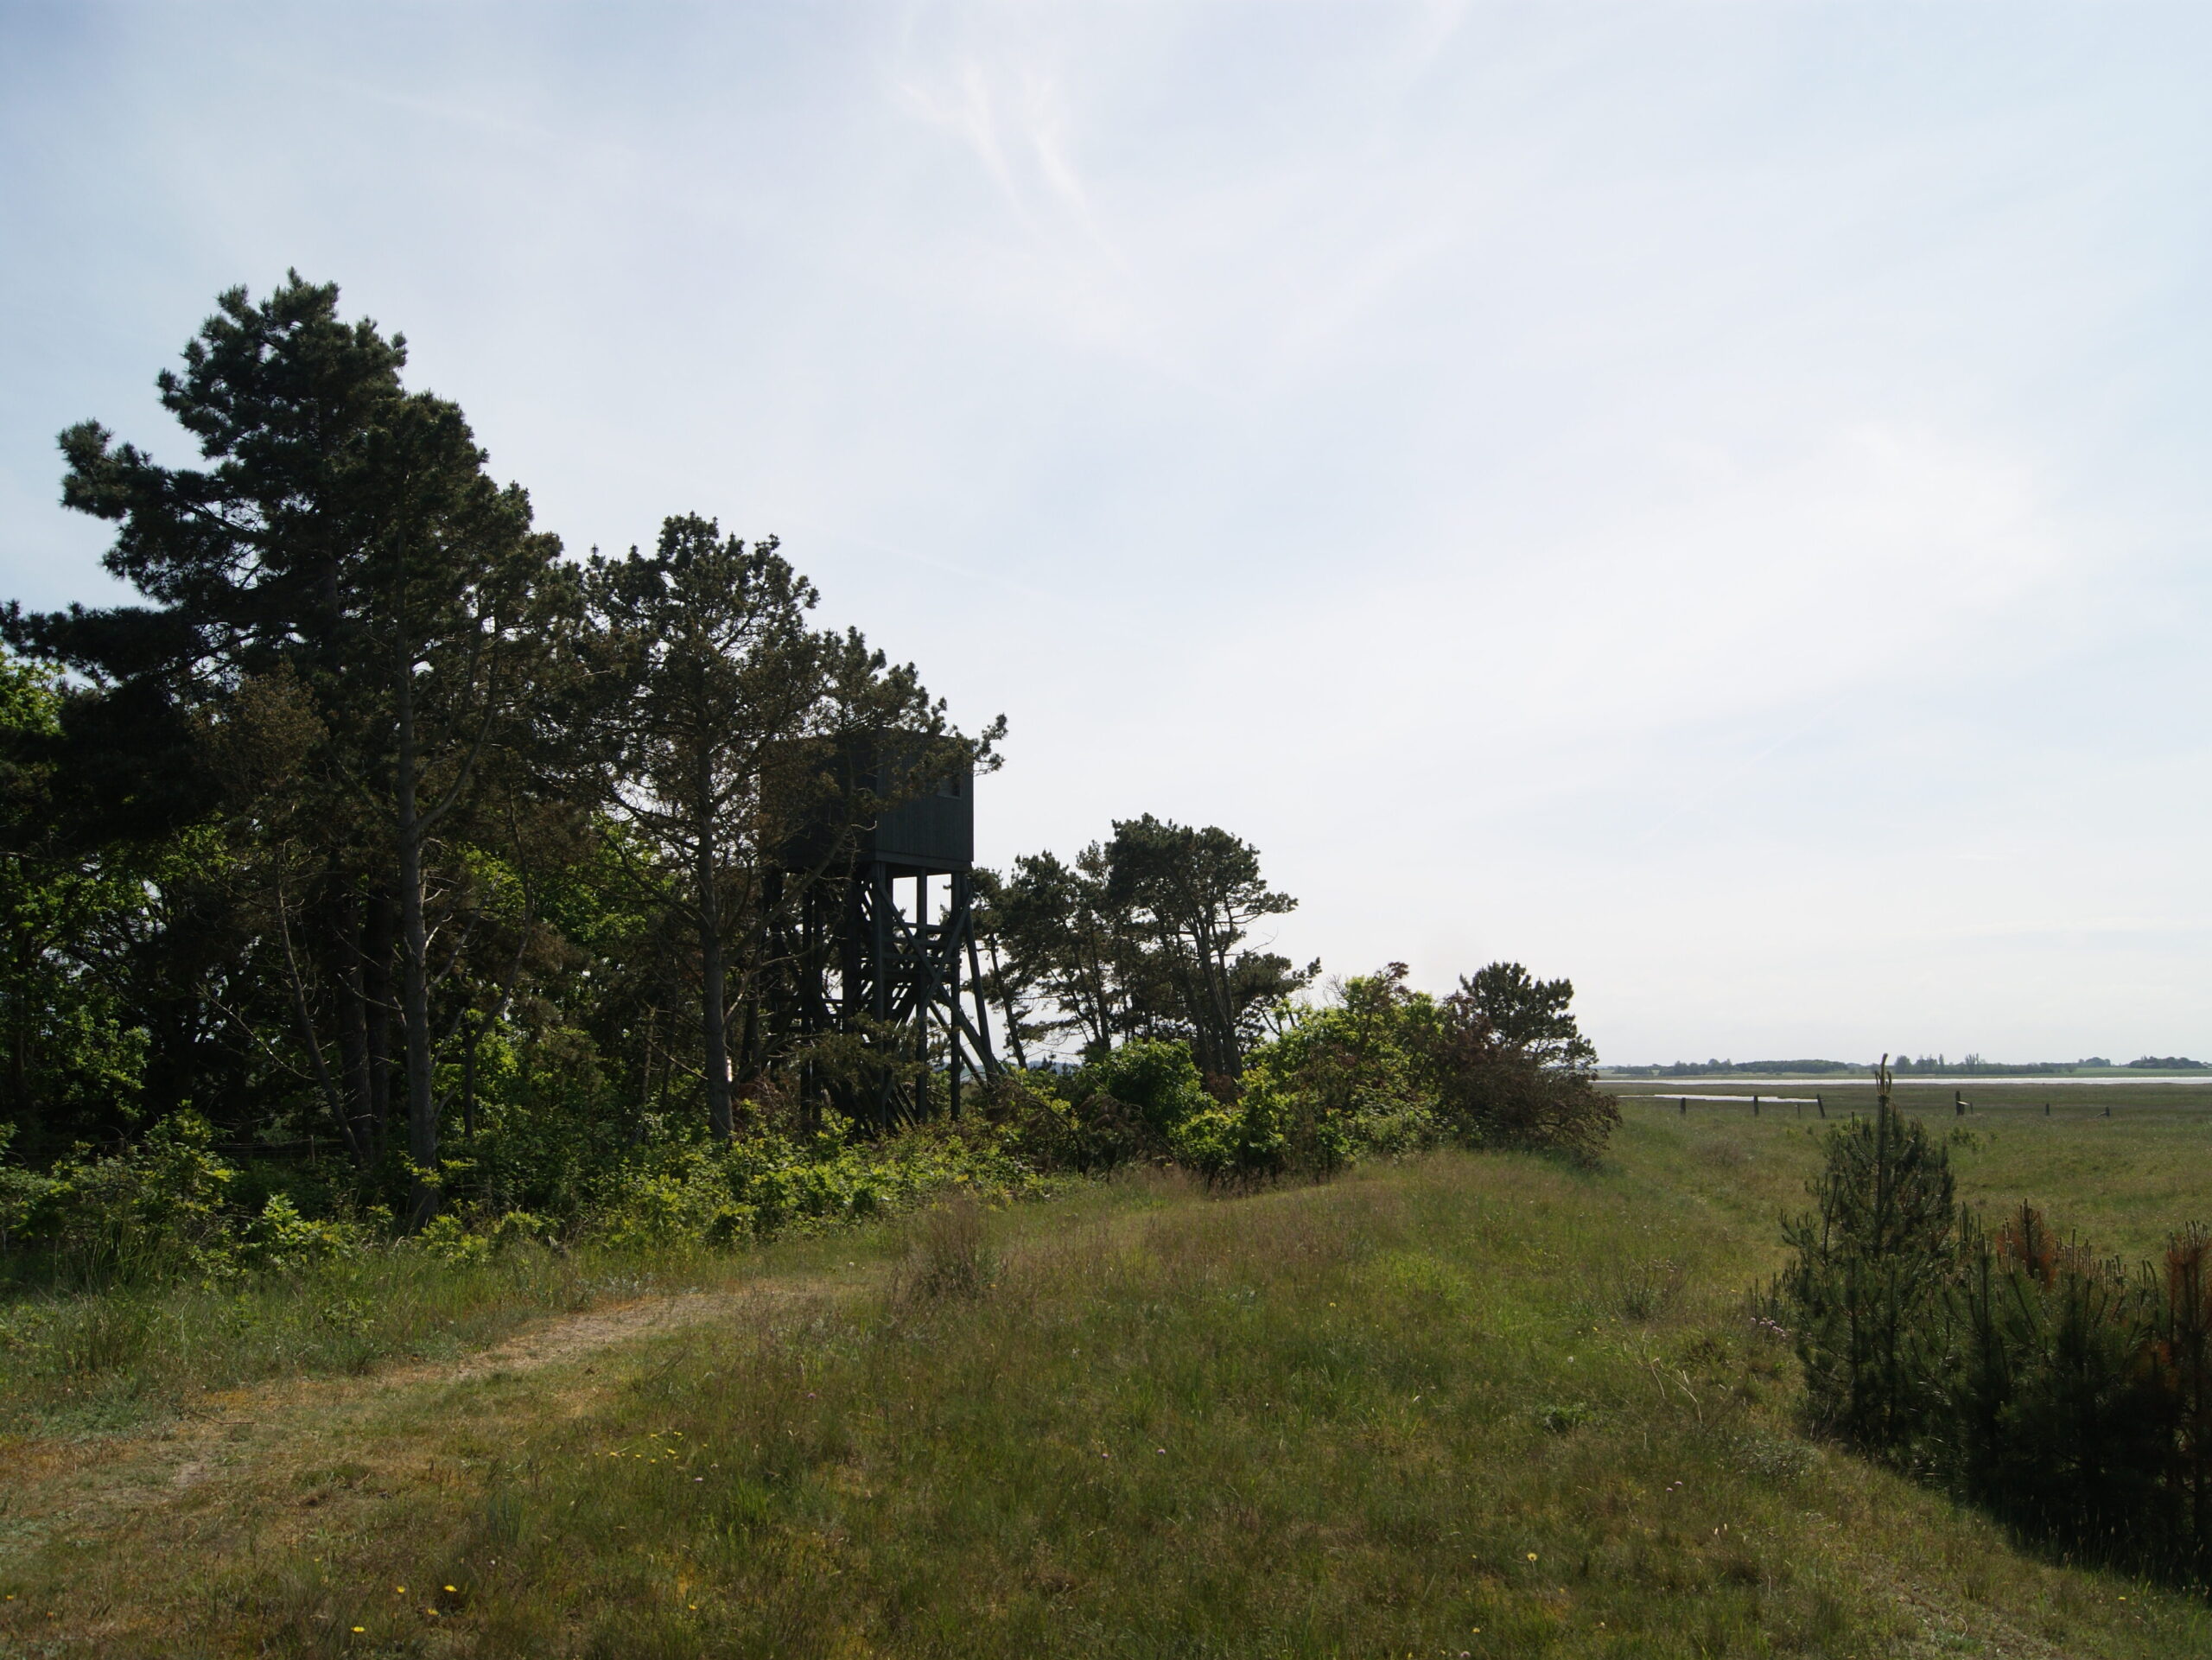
4,0,2209,1059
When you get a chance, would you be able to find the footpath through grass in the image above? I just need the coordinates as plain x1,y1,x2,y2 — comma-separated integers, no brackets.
4,1110,2211,1657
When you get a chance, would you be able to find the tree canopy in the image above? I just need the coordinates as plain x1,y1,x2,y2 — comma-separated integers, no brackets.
0,273,1613,1266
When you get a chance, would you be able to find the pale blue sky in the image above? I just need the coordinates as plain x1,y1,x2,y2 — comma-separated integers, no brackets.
3,3,2209,1062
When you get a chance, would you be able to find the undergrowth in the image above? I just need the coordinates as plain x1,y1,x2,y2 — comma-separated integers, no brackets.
2,1122,2206,1657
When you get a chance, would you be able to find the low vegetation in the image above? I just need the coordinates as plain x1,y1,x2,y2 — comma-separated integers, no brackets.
0,964,1614,1433
6,274,2206,1657
4,1102,2210,1656
1771,1064,2212,1585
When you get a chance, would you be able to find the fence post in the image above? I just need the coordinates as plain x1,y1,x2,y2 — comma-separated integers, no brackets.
1817,1092,1825,1119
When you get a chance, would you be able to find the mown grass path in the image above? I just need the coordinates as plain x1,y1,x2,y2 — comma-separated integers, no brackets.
3,1279,846,1569
3,1116,2210,1657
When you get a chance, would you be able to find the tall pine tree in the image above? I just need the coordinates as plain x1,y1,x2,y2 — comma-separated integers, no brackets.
8,275,570,1221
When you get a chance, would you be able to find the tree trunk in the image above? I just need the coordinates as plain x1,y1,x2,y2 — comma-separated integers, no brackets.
461,1014,478,1142
696,766,733,1142
7,920,32,1134
1079,924,1116,1056
1200,932,1241,1078
634,1005,657,1147
396,652,439,1226
986,936,1028,1070
363,891,396,1159
337,907,374,1162
276,883,367,1167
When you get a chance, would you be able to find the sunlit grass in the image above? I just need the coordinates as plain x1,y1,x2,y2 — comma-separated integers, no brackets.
0,1238,707,1431
1619,1082,2212,1259
4,1116,2209,1656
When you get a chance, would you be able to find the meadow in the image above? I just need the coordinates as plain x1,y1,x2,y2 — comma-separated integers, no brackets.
4,1094,2212,1657
1618,1079,2212,1259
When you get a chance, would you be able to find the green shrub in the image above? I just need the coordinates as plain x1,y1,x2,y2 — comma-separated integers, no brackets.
21,1113,243,1286
583,1113,1039,1250
1420,972,1618,1160
243,1193,356,1272
1169,1070,1354,1186
975,1071,1108,1172
409,1213,495,1266
1232,973,1432,1177
1772,1062,2212,1582
0,1124,52,1254
1214,964,1618,1180
1082,1039,1210,1132
1066,1040,1211,1162
1165,1102,1267,1184
1773,1069,1956,1454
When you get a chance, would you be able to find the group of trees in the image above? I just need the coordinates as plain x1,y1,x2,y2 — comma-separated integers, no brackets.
1170,960,1618,1178
0,275,988,1224
981,819,1317,1079
971,960,1614,1188
0,274,1618,1269
1773,1059,2212,1583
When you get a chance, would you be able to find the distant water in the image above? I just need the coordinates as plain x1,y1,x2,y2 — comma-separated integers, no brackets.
1621,1092,1823,1103
1611,1074,2212,1090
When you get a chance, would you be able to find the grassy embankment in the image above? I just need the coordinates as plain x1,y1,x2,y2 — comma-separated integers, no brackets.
4,1096,2212,1656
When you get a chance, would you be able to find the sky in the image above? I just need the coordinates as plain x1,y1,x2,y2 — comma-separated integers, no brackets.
3,2,2209,1065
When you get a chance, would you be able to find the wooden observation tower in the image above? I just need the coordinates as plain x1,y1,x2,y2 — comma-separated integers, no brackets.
779,741,999,1125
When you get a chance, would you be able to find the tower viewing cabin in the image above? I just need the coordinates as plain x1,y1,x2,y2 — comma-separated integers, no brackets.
778,738,998,1125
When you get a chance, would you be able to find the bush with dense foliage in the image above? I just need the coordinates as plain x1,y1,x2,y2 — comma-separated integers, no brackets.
1153,964,1618,1185
1,1106,1050,1295
1773,1062,2212,1583
1775,1071,1958,1452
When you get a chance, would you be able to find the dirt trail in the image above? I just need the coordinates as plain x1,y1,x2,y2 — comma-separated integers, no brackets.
155,1282,776,1491
421,1282,767,1381
0,1269,863,1572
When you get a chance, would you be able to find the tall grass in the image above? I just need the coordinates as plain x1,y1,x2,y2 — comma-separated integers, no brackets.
7,1138,2204,1657
0,1244,607,1427
892,1192,996,1307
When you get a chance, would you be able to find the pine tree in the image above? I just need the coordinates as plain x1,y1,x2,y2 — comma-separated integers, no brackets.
9,275,570,1221
1777,1056,1957,1453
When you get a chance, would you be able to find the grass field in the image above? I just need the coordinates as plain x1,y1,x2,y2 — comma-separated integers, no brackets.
4,1097,2212,1657
1614,1079,2212,1259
